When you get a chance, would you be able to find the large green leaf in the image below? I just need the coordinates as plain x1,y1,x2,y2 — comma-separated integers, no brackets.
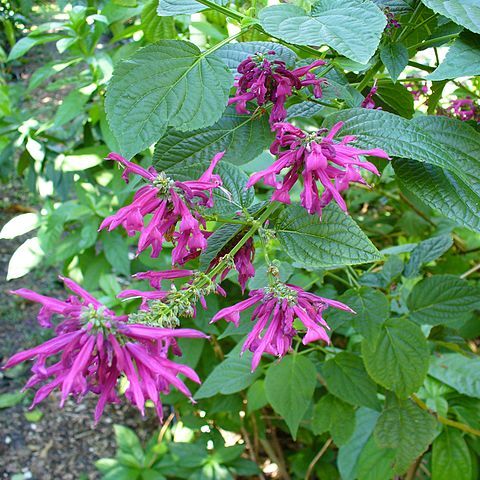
264,355,317,439
429,32,480,80
195,349,261,399
141,0,176,42
432,428,472,480
323,109,480,231
374,79,414,118
326,287,389,342
421,0,480,34
157,0,228,15
106,40,232,158
356,437,395,480
153,107,273,170
429,353,480,399
259,0,386,63
312,394,356,445
217,41,296,72
407,275,480,326
322,352,380,409
374,396,438,474
362,317,429,398
274,204,381,267
394,158,480,232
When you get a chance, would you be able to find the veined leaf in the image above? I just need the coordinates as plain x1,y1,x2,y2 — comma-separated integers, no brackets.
421,0,480,34
106,40,232,158
259,0,386,63
432,428,472,480
157,0,228,16
141,0,176,42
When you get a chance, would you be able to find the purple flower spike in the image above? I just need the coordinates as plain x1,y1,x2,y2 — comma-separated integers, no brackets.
229,52,327,124
211,282,354,371
100,152,225,264
3,279,207,423
247,121,390,217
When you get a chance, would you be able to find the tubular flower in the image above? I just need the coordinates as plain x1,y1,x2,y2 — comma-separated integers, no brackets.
448,97,478,122
211,282,354,371
99,152,224,264
228,51,327,123
246,121,390,216
208,237,256,293
361,80,379,110
3,278,207,422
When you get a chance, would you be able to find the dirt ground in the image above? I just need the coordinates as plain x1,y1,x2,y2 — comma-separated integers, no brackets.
0,182,157,480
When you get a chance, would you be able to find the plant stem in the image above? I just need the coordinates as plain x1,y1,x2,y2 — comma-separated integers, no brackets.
409,33,458,51
407,60,434,72
411,394,480,437
356,61,382,92
203,27,249,56
305,438,333,480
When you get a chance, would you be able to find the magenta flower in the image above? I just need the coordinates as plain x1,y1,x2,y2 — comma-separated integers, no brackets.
449,97,478,122
361,80,379,110
3,278,207,422
229,51,327,123
384,7,401,29
99,152,224,264
405,81,429,101
211,282,354,371
246,121,389,216
208,238,256,293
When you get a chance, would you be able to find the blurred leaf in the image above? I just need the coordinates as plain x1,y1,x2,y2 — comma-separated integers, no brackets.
114,425,144,463
247,380,268,413
55,146,109,172
157,0,228,16
404,234,453,277
102,231,130,276
362,317,429,398
259,1,386,63
53,90,91,127
0,213,39,239
432,428,472,480
8,34,64,61
7,237,44,280
141,1,176,42
0,391,26,408
24,409,43,422
265,355,316,439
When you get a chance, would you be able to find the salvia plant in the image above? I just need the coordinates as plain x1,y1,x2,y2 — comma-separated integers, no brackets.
2,0,480,479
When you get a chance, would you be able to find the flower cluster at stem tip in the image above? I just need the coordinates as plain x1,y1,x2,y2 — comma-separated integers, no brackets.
3,48,392,422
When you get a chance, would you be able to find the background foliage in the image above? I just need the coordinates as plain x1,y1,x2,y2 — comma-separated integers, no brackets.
1,0,480,479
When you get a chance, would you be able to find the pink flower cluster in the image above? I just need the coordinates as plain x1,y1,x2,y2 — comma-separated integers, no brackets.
247,121,389,216
3,278,206,422
100,152,224,264
405,81,429,101
212,283,353,371
448,97,478,122
229,51,327,123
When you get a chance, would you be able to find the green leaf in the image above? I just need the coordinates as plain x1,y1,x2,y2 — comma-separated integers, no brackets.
101,231,130,276
312,394,356,445
259,0,386,63
374,396,438,474
379,42,409,82
106,40,233,159
217,41,297,72
199,223,243,271
157,0,228,16
326,287,389,342
274,204,381,267
55,146,110,172
429,32,480,80
141,0,176,42
265,355,317,439
194,349,261,399
247,380,268,413
356,437,396,480
372,0,415,15
362,317,429,398
167,160,255,216
429,353,480,399
27,59,79,92
54,90,91,127
153,107,272,170
7,237,44,280
371,79,414,118
7,34,64,61
393,158,480,232
114,425,145,464
322,352,380,409
407,275,480,326
323,109,480,231
0,391,26,408
337,407,381,480
404,234,453,277
421,0,480,34
432,428,472,480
